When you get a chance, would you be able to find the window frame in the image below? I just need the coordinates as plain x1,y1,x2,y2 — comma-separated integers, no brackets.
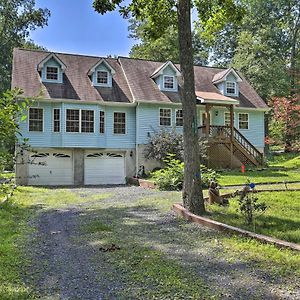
28,107,44,132
226,81,236,95
52,108,61,133
96,70,109,85
224,111,236,127
81,109,95,133
46,66,59,81
238,113,249,130
163,75,175,90
113,111,126,135
65,109,95,133
175,109,183,127
159,108,172,126
99,111,105,134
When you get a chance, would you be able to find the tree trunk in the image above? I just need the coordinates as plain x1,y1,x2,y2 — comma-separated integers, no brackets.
177,0,205,215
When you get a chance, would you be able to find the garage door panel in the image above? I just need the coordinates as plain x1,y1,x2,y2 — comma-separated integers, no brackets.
28,150,73,186
84,152,125,185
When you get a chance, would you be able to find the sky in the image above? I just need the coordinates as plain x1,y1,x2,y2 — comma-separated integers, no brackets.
30,0,135,57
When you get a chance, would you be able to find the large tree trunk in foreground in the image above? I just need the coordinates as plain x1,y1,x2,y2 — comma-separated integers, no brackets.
177,0,205,214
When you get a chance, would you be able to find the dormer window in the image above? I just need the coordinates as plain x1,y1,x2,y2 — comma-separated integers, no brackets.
163,76,174,89
97,71,108,85
46,66,59,81
226,82,236,94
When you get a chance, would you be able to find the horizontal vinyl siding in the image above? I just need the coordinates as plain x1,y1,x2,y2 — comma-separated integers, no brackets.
18,101,136,149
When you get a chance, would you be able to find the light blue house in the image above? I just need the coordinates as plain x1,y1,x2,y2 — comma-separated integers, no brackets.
12,49,268,185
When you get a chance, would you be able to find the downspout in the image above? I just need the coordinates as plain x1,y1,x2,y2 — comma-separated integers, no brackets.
135,102,140,177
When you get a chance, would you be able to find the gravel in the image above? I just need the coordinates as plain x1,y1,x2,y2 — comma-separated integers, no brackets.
26,186,300,299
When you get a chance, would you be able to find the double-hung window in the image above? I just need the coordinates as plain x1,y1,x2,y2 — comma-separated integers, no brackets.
238,113,249,130
97,71,108,85
53,109,60,132
66,109,95,133
46,66,58,80
226,81,236,94
99,111,105,134
29,108,43,132
113,112,126,134
224,112,235,127
175,109,183,126
163,76,174,89
159,108,172,126
81,110,94,133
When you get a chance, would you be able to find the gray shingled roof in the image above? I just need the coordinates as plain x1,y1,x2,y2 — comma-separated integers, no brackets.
12,48,268,109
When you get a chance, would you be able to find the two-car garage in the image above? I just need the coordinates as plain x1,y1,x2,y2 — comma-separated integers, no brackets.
27,149,126,186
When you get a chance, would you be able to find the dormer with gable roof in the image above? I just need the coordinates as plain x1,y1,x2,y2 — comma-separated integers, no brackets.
150,61,181,92
88,58,115,88
212,68,242,97
37,53,66,84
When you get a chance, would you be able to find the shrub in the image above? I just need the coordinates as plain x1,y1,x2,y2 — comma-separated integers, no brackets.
152,154,218,190
144,129,207,164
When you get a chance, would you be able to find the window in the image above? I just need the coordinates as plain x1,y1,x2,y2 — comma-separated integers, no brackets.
46,66,58,80
66,109,80,132
163,76,174,89
99,111,105,134
29,108,43,132
159,108,171,126
53,109,60,132
81,110,94,133
176,109,183,126
238,113,249,130
226,81,236,94
113,112,126,134
224,112,236,127
97,71,108,84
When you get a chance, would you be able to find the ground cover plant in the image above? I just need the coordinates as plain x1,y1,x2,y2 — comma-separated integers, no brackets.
207,190,300,244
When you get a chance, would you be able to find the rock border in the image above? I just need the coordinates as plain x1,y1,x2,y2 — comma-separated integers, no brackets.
173,203,300,251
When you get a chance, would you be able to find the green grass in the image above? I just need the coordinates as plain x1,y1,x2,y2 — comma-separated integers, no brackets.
219,153,300,186
207,191,300,244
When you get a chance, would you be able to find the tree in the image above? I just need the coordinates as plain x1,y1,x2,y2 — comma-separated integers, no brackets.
129,19,209,65
0,0,50,93
93,0,243,215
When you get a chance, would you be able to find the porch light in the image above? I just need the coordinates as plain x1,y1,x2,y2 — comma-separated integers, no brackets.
215,111,219,116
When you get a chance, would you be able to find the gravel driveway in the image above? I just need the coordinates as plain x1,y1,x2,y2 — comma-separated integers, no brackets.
26,186,300,299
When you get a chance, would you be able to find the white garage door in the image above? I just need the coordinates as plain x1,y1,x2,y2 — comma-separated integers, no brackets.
28,150,74,186
84,152,125,185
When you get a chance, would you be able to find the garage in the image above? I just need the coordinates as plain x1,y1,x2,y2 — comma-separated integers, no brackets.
84,151,125,185
28,150,74,185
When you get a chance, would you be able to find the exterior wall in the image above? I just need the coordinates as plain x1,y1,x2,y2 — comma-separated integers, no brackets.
41,58,63,83
18,101,136,149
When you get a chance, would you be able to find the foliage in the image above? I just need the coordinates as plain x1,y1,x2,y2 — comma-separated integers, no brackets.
128,19,209,65
144,129,207,164
0,0,50,93
237,186,267,226
152,154,217,191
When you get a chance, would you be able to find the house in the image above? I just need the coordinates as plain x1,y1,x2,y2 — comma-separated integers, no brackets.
12,48,268,186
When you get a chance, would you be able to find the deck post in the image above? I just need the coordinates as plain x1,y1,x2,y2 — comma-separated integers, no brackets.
205,104,210,137
230,105,234,168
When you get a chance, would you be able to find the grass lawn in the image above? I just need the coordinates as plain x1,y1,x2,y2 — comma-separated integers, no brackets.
207,191,300,244
219,153,300,186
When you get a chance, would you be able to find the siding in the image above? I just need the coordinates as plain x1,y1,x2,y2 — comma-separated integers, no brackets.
19,101,136,149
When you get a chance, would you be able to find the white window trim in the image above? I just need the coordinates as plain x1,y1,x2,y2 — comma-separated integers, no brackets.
163,75,175,90
65,109,95,134
99,110,105,135
96,70,109,85
113,111,127,135
238,112,249,130
226,81,237,95
28,107,44,132
175,109,183,127
159,108,172,127
52,108,61,133
224,111,236,127
45,65,59,81
81,109,95,134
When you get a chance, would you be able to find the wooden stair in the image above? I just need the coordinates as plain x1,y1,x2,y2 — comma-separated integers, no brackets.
199,125,264,167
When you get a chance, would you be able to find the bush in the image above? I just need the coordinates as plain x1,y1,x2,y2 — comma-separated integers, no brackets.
152,154,218,191
144,129,207,164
